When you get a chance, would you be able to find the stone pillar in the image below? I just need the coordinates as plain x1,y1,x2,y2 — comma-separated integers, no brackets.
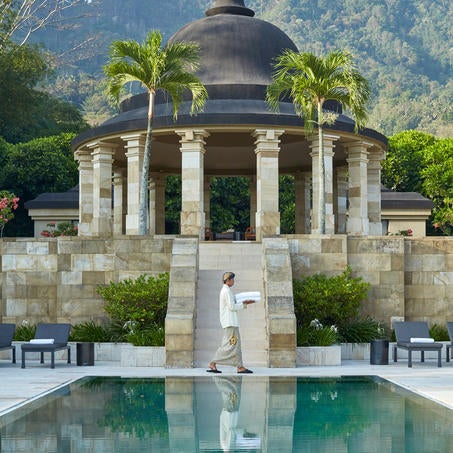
249,175,257,227
204,175,211,228
176,129,209,239
89,141,115,236
74,149,93,237
253,129,284,241
309,134,339,234
346,141,372,235
149,173,166,235
113,169,125,235
335,166,348,234
294,171,311,234
368,150,384,235
155,174,166,235
122,133,145,235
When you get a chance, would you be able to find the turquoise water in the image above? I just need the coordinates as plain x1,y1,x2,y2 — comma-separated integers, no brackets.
1,376,452,452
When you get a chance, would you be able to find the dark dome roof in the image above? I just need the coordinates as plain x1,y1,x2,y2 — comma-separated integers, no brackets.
169,0,298,93
72,0,387,149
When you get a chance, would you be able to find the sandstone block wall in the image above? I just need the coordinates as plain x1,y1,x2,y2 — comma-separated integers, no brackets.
286,235,453,328
0,236,173,325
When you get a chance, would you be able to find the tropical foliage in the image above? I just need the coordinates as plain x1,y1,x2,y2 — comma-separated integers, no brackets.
382,131,453,235
104,30,208,234
293,267,371,345
0,133,78,236
266,49,370,233
97,273,169,346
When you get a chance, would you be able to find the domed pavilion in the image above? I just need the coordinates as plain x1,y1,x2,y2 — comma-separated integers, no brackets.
72,0,387,240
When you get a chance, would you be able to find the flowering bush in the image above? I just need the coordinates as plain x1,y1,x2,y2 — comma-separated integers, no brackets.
40,221,78,237
297,319,338,346
0,191,19,237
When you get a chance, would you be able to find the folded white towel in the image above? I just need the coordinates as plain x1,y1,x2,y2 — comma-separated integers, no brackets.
410,337,435,343
30,339,55,344
235,291,261,304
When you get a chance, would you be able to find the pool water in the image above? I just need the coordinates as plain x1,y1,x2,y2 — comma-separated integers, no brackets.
1,376,452,452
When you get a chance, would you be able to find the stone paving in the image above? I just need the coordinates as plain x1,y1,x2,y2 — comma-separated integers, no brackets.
1,359,453,417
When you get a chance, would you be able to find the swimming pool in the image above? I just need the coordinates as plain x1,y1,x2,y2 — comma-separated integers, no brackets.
0,376,452,452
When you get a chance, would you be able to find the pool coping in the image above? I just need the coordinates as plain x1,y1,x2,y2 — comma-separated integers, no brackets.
1,359,453,418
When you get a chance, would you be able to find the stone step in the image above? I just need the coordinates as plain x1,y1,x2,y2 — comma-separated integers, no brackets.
195,242,267,367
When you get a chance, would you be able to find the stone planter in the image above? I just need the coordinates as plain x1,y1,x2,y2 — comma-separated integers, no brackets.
1,342,165,367
94,343,165,367
296,345,341,366
341,343,370,360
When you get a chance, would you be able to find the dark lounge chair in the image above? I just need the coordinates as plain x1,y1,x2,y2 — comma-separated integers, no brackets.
0,323,16,363
393,321,443,367
445,322,453,362
21,323,71,369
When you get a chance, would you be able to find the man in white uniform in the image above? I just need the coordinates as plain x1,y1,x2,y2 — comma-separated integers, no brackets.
207,272,255,374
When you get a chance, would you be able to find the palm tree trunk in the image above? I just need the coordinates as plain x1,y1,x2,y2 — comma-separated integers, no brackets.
318,103,326,234
138,92,155,235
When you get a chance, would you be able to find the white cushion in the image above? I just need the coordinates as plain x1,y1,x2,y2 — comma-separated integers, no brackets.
410,337,435,343
29,339,55,344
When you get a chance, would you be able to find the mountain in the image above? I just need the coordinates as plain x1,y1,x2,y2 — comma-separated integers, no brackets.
31,0,452,137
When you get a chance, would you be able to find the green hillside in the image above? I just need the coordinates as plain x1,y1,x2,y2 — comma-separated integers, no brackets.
31,0,452,137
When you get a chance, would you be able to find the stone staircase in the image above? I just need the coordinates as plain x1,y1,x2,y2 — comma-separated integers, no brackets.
194,242,268,368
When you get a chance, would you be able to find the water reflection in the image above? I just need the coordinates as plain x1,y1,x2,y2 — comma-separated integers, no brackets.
0,376,452,452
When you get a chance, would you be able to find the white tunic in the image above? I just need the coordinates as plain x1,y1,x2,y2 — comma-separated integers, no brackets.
219,284,245,328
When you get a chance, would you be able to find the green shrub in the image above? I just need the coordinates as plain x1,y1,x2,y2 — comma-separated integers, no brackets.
70,321,113,343
13,322,36,341
429,323,449,341
126,326,165,346
96,273,169,346
97,273,169,328
293,266,370,330
297,319,338,346
338,318,390,343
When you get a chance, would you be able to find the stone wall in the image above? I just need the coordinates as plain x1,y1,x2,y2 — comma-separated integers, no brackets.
1,235,453,330
286,235,453,327
0,236,173,325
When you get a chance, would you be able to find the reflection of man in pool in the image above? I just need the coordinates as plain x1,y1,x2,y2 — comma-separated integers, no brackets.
207,271,255,374
214,376,258,452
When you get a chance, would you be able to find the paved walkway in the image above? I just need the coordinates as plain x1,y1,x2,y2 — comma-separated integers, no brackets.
1,359,453,417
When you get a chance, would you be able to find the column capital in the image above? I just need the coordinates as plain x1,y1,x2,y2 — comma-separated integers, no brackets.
308,134,340,149
176,129,210,143
74,148,92,163
343,140,374,151
252,129,285,140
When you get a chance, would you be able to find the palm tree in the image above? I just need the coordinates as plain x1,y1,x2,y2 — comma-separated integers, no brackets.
266,50,370,234
104,30,208,235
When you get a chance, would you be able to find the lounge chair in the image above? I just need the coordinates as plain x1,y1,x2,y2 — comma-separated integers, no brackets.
0,323,16,363
21,323,71,369
445,322,453,362
393,321,443,367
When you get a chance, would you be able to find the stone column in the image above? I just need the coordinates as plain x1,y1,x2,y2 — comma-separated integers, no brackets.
176,129,209,239
74,149,93,237
122,133,145,235
149,172,166,235
309,134,339,234
253,129,284,241
204,175,211,228
335,166,348,234
249,175,257,227
346,141,372,235
113,169,125,235
89,141,115,236
294,171,311,234
368,149,385,235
